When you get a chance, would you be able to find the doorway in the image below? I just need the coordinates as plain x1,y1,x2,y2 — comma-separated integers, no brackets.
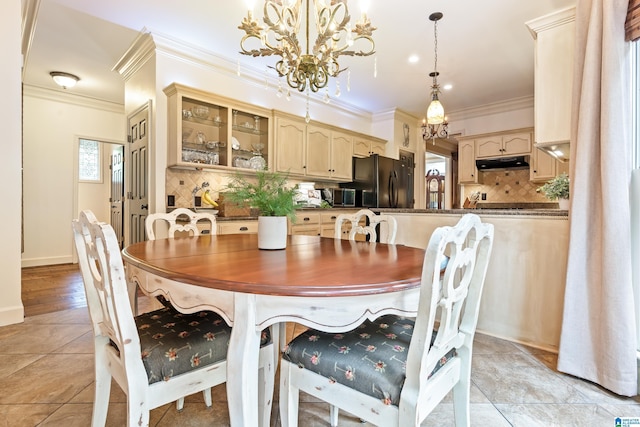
73,137,126,254
425,153,448,209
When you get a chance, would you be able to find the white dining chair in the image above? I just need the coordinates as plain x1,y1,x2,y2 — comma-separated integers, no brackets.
280,213,494,427
334,208,398,244
73,210,275,426
145,207,216,240
143,208,220,410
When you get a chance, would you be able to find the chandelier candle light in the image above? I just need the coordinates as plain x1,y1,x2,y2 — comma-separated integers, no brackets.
422,12,449,144
239,0,376,121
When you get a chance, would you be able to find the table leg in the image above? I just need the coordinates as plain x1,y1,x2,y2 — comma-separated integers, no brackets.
227,294,261,426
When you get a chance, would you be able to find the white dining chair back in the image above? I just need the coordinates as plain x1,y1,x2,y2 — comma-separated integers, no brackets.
145,207,216,240
334,209,398,244
144,208,216,410
73,210,275,427
280,213,494,427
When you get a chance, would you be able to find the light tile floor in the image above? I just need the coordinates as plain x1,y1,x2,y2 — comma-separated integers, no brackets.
1,299,639,426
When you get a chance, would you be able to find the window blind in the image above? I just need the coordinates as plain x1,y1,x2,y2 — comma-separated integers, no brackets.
627,0,640,41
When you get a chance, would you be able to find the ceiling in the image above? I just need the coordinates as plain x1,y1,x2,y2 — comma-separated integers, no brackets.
23,0,576,120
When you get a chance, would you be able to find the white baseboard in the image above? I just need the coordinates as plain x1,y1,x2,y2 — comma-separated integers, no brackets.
0,304,24,326
21,255,73,268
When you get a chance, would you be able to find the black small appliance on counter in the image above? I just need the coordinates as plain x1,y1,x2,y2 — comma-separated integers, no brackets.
318,188,356,207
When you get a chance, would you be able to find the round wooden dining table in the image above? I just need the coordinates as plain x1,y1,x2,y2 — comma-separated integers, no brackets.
122,233,426,427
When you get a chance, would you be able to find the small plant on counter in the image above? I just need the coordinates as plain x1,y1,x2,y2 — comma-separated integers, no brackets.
224,170,298,219
537,173,570,200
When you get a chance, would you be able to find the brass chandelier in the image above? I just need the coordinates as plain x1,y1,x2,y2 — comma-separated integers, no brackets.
422,12,449,143
238,0,376,94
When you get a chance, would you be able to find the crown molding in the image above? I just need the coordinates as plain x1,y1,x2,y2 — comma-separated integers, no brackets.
446,95,534,122
112,29,156,81
526,6,576,38
117,28,372,122
23,84,124,113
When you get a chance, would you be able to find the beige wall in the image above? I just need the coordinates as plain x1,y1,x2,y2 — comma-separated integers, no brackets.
22,91,125,267
0,0,24,325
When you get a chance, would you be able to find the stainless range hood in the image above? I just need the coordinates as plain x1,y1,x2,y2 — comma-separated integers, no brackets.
476,155,530,171
534,141,570,162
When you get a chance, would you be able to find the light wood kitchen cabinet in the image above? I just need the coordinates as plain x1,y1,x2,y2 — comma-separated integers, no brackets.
320,212,341,238
275,115,353,181
289,210,358,237
329,132,354,180
476,132,531,158
217,220,258,235
305,125,332,178
527,8,575,148
164,83,271,171
289,212,321,236
457,139,479,184
353,137,386,158
530,148,558,182
275,117,306,175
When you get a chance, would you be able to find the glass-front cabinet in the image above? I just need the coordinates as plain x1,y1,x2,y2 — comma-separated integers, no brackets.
164,83,271,171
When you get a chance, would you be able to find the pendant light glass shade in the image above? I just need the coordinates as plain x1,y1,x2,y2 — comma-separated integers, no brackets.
427,98,445,125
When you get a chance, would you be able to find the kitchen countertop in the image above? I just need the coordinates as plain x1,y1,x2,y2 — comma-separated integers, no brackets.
373,208,568,217
174,206,568,219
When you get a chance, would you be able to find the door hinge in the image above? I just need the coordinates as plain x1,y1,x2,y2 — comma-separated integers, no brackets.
128,135,132,143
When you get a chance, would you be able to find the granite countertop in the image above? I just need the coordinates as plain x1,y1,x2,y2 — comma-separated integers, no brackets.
171,206,568,219
373,208,568,217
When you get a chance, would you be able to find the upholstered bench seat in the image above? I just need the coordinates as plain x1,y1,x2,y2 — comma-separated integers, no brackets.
119,307,270,384
282,314,454,406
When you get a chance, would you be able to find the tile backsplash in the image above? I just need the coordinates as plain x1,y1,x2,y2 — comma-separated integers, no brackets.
462,169,550,203
165,169,338,209
166,169,231,208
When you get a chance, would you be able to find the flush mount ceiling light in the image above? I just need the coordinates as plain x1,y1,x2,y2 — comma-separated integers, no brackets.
421,12,449,144
238,0,376,122
50,71,79,89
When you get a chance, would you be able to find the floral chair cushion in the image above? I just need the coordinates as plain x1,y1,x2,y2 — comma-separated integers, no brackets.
282,314,454,406
131,307,270,384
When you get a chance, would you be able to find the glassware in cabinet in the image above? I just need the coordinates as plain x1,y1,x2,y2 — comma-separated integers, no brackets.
231,109,269,171
179,97,228,167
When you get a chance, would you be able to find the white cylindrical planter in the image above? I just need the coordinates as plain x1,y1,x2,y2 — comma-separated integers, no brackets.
258,216,288,250
558,198,570,210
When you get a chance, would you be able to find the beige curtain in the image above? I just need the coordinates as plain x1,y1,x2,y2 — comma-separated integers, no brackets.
557,0,637,396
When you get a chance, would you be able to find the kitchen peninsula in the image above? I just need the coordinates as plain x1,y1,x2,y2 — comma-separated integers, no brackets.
377,208,568,353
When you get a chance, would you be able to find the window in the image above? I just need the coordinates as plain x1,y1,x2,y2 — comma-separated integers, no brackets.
78,139,102,182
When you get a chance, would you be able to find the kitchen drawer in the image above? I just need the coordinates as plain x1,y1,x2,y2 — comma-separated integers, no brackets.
321,212,340,224
295,212,321,225
290,224,321,236
320,225,336,238
217,221,258,235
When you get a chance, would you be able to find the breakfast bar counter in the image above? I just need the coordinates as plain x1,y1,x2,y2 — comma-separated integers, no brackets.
377,209,569,353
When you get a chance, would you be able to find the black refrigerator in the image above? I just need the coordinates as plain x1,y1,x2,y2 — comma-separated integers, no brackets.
348,153,414,208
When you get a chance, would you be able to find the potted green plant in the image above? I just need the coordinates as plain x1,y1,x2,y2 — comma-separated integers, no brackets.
224,170,297,249
537,173,570,209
